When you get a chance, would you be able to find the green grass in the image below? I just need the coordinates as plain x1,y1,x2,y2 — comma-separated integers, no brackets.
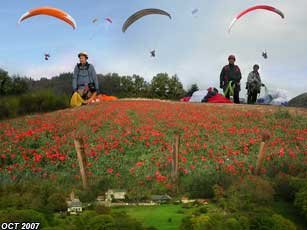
112,204,192,230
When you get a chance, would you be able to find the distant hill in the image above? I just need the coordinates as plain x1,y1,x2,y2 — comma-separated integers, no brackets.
288,93,307,108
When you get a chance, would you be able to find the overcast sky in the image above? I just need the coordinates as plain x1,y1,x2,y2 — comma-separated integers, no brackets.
0,0,306,99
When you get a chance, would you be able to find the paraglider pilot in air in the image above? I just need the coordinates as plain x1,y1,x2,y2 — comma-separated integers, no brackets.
150,50,156,57
246,64,265,104
220,55,242,104
44,54,50,61
72,52,99,100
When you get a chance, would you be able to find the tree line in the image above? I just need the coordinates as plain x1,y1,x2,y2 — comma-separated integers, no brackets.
0,68,200,100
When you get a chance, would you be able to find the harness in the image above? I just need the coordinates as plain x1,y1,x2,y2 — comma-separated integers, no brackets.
224,81,235,96
77,63,93,87
223,65,240,82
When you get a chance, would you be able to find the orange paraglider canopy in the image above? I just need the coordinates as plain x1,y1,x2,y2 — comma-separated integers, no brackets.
97,94,118,101
85,94,118,104
18,7,77,29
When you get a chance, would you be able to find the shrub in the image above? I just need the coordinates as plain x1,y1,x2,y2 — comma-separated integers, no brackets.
0,209,48,228
294,188,307,221
226,176,275,211
0,90,69,119
95,205,112,215
86,215,115,230
272,214,297,230
224,217,242,230
112,211,144,230
46,193,67,212
274,174,297,201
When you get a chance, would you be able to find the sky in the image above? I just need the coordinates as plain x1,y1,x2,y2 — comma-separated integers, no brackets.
0,0,306,99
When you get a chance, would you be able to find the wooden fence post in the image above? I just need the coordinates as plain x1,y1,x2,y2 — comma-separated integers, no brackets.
74,138,88,190
255,131,271,175
171,132,180,193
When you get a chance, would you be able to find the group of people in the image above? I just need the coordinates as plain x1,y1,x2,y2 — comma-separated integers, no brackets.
220,55,265,104
71,52,265,105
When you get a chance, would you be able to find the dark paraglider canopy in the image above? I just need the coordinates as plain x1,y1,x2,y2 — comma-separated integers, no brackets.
192,8,199,15
122,8,172,33
262,51,268,59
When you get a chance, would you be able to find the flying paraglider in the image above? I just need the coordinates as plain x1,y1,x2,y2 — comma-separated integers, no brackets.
192,8,199,15
18,7,77,29
228,5,284,33
105,18,113,24
150,50,156,57
262,51,268,59
122,8,171,33
44,54,50,61
92,18,112,24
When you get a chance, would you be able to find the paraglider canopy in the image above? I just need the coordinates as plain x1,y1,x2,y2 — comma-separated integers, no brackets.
192,8,199,15
228,5,285,33
18,7,77,29
150,50,156,57
122,8,172,33
262,51,268,59
105,18,113,23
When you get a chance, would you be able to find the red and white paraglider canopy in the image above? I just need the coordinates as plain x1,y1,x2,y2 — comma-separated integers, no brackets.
228,5,285,33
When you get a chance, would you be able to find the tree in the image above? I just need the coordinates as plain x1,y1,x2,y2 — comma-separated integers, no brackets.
187,84,199,97
46,193,67,212
150,73,170,99
0,68,13,95
11,76,29,95
168,75,186,100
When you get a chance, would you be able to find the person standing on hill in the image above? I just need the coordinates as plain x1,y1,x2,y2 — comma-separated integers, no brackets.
220,55,242,104
246,64,265,104
72,52,99,99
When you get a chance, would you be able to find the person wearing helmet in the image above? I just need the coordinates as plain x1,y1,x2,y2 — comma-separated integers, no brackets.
220,55,242,104
72,52,99,99
246,64,265,104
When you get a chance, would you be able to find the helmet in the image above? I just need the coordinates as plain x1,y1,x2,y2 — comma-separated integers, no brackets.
78,52,88,59
253,64,260,69
228,55,236,61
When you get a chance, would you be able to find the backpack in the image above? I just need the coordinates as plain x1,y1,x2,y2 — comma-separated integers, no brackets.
76,63,95,90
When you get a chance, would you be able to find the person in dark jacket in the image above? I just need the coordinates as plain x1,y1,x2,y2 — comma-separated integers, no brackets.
220,55,242,104
246,64,265,104
72,52,99,99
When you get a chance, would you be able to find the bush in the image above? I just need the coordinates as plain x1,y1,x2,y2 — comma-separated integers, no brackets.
249,212,297,230
193,206,208,216
274,174,297,202
0,90,69,119
272,214,297,230
0,209,48,228
86,215,115,230
226,176,275,211
224,217,242,230
294,188,307,221
95,205,112,215
46,193,67,212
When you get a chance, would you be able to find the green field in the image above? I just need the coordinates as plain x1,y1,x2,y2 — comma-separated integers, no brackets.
113,204,205,230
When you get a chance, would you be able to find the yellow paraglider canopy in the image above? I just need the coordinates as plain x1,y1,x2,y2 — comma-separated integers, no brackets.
70,92,85,107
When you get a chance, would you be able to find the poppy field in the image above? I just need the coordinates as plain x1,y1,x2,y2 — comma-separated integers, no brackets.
0,101,306,195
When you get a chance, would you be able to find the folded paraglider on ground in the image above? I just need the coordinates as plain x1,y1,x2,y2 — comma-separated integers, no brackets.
181,88,233,104
70,92,118,107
